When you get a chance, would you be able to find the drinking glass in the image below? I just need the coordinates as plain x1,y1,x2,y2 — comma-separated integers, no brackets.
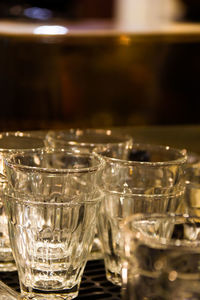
96,143,187,286
45,128,133,260
121,213,200,300
45,128,132,154
3,149,103,300
0,131,45,271
184,152,200,216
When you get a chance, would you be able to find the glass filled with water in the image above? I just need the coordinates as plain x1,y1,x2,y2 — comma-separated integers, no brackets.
121,213,200,300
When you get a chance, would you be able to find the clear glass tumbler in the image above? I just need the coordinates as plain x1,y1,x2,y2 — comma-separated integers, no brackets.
3,149,103,300
96,143,187,286
0,131,45,272
184,152,200,216
45,128,133,260
45,129,132,152
121,213,200,300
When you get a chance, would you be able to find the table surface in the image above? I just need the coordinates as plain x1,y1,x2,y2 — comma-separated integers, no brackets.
115,125,200,154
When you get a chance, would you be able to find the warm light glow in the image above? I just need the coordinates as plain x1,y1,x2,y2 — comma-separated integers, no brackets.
115,0,183,31
106,130,112,136
33,25,68,35
119,35,130,46
168,270,178,282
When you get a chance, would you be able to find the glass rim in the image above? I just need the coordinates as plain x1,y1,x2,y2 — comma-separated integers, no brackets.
0,131,45,152
4,148,104,174
121,213,200,249
98,143,187,166
102,187,185,198
4,188,103,206
46,128,133,147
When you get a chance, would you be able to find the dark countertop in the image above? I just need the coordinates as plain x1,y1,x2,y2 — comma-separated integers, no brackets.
115,125,200,154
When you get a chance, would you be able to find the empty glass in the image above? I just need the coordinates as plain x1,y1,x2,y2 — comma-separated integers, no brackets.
0,131,45,271
184,152,200,216
3,149,103,300
121,213,200,300
45,128,133,260
97,143,187,286
45,129,132,152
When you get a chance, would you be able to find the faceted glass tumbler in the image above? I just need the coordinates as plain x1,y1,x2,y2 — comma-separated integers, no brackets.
96,143,187,286
3,149,103,300
45,128,133,260
184,152,200,216
0,131,45,272
121,213,200,300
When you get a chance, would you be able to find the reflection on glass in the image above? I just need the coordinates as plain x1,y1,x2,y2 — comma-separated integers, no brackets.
33,25,68,35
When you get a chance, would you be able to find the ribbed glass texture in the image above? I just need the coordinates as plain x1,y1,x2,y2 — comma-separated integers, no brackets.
97,143,187,286
0,131,45,272
6,191,100,300
3,149,103,299
45,129,133,260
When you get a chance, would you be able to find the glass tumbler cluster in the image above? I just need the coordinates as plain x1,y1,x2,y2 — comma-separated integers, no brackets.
45,129,133,260
0,128,192,300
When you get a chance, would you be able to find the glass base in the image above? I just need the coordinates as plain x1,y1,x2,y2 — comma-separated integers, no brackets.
20,283,79,300
106,269,122,286
0,260,16,272
20,292,78,300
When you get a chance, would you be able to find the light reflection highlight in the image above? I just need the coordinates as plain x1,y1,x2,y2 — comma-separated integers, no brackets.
24,7,52,20
33,25,68,35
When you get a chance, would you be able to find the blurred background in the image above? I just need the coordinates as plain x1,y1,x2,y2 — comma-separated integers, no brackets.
0,0,199,131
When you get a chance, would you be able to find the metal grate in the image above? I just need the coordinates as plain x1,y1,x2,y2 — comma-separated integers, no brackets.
0,260,121,300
